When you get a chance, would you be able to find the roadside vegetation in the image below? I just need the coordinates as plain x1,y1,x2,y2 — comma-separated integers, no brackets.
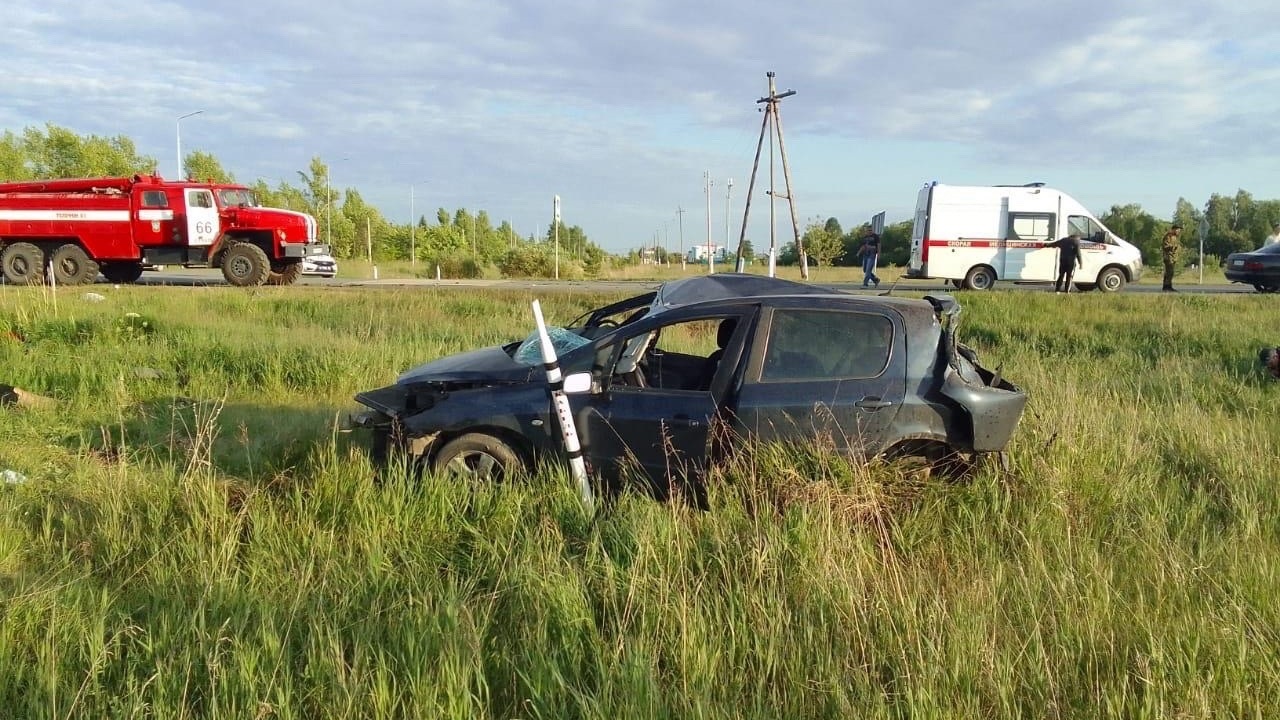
6,125,1278,280
1,283,1278,718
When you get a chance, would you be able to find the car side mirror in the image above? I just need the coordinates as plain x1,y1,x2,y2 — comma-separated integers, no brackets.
562,371,593,394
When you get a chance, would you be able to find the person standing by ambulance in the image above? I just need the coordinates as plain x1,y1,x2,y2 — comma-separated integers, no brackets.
1161,224,1183,292
1048,232,1084,293
857,228,881,289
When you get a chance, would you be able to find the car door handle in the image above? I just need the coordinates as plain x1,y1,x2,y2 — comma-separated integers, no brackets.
855,397,893,410
669,414,702,428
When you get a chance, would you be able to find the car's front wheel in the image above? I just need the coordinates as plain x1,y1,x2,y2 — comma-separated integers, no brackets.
432,432,523,481
1096,267,1127,293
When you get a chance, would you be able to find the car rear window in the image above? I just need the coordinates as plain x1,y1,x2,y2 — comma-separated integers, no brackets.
761,309,892,381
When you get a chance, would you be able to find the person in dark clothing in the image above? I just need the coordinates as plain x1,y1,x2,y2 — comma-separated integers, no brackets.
857,230,881,288
1161,224,1183,291
1047,232,1084,293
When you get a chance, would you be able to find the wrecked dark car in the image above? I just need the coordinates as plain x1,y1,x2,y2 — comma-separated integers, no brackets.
351,274,1026,493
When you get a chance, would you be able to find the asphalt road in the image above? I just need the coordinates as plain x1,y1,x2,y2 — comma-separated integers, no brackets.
128,268,1262,295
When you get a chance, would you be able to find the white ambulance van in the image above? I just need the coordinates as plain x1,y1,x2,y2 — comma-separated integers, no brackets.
906,182,1144,292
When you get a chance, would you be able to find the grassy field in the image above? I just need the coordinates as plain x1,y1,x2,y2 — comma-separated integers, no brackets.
341,256,1232,288
1,282,1278,718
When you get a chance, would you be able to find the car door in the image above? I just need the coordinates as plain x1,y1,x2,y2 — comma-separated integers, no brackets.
183,188,220,247
730,303,906,458
571,307,754,494
1067,214,1110,281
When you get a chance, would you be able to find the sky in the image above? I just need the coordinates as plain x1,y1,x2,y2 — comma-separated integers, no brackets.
4,0,1280,253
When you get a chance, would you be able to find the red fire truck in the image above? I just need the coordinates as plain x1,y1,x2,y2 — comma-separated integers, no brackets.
0,175,330,286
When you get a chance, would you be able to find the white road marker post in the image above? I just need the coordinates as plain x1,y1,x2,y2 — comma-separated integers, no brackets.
531,300,594,508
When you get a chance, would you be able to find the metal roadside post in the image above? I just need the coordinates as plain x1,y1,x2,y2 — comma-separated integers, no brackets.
531,300,593,509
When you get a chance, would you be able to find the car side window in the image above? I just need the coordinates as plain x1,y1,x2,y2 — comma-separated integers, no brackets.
141,191,168,208
761,309,892,381
600,315,740,391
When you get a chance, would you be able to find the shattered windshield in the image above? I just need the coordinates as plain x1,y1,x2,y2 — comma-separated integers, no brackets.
512,327,592,366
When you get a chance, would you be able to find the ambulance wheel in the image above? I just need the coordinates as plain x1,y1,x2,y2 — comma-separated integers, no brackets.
222,243,271,287
100,262,144,284
1096,267,1127,293
1,242,46,285
266,261,303,286
962,265,996,291
50,244,99,286
432,432,523,481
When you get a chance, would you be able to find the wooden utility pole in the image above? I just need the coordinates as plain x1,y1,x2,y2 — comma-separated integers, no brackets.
735,72,805,279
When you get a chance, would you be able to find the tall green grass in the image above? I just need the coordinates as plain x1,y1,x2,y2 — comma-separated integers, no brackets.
0,284,1278,718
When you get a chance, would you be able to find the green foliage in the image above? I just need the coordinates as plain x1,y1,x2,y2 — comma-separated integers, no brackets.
9,124,156,179
802,216,844,267
182,151,234,183
498,245,554,278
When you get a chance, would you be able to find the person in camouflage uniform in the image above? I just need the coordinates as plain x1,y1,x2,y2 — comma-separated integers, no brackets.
1161,224,1182,292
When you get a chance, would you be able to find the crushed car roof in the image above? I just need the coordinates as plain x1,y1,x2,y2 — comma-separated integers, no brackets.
651,273,834,310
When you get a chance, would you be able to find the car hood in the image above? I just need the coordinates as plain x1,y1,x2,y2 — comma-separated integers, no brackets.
396,344,536,385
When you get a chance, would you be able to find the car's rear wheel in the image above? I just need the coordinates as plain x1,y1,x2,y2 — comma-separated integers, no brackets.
432,432,523,481
962,265,996,291
1253,283,1279,293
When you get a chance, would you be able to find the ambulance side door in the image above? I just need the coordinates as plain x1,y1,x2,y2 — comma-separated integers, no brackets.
1007,212,1057,280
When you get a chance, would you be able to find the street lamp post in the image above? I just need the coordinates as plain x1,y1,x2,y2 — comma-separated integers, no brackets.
176,110,203,180
704,171,715,274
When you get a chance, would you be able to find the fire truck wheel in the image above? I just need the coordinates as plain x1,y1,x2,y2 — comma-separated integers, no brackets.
50,244,100,286
1,242,46,285
100,262,144,284
222,243,271,287
266,261,304,286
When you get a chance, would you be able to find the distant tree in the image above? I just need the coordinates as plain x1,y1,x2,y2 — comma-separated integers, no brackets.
802,217,843,268
1100,204,1162,265
823,217,843,238
741,239,755,264
1202,191,1256,258
880,221,913,266
0,131,31,180
20,123,154,178
182,150,234,183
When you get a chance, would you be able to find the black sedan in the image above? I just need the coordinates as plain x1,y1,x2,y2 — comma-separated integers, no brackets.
350,274,1027,496
1225,244,1280,293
